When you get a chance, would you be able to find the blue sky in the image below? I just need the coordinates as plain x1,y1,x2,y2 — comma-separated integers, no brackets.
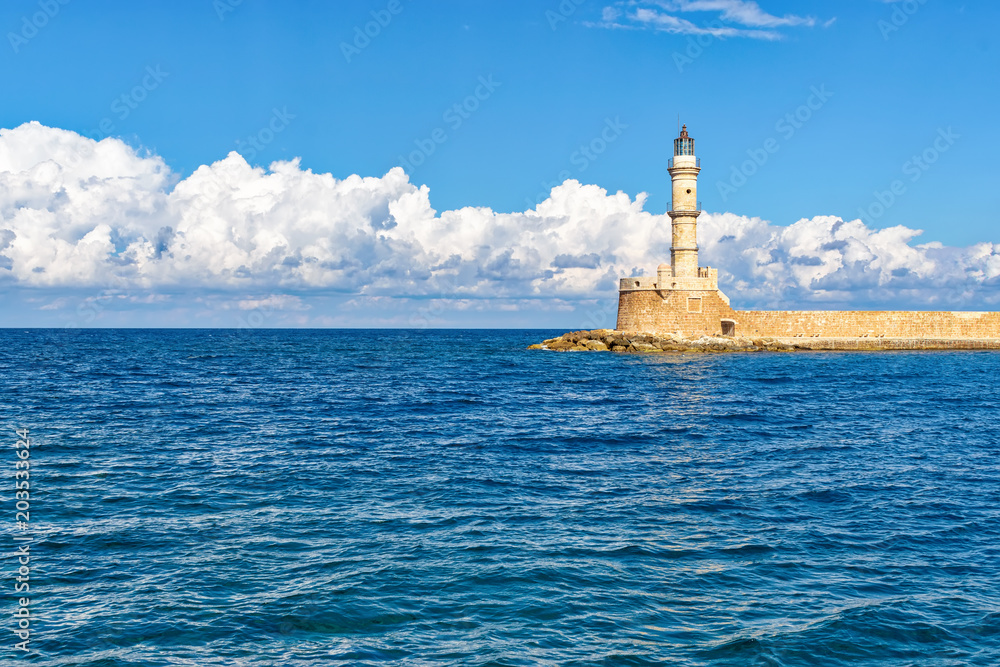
1,0,998,327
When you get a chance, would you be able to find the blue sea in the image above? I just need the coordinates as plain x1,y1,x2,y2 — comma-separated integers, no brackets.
3,329,1000,666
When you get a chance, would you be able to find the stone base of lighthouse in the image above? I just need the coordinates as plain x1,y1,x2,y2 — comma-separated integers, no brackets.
616,270,737,337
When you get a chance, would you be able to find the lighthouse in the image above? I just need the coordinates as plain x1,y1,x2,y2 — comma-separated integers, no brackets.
612,124,1000,343
618,123,731,336
668,124,701,279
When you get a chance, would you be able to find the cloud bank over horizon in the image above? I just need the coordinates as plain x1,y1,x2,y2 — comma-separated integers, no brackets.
1,122,999,325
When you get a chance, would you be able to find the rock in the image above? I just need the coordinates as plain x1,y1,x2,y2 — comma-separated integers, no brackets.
608,335,630,348
706,337,740,351
527,344,544,350
532,329,805,354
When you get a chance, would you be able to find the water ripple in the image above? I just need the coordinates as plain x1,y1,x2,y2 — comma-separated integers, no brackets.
1,329,999,665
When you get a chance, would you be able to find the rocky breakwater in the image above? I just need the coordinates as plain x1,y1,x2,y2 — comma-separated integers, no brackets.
528,329,798,353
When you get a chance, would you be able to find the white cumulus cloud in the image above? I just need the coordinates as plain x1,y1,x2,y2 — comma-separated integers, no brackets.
699,213,1000,309
1,121,998,316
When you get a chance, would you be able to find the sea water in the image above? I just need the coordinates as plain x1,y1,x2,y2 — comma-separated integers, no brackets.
2,329,999,665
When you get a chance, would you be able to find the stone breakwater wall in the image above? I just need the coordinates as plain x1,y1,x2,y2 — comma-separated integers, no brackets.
529,330,1000,353
617,289,1000,340
766,338,1000,351
737,310,1000,339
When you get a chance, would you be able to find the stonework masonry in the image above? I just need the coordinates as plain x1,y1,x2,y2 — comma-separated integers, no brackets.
617,290,1000,340
737,310,1000,339
617,289,736,336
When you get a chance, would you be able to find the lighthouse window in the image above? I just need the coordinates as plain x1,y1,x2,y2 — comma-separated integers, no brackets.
686,189,691,194
674,138,695,156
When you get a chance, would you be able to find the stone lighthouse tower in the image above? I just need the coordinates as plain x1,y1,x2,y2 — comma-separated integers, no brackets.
617,123,733,336
668,125,700,280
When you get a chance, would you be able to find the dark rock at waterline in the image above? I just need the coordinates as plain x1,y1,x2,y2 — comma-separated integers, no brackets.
528,329,797,353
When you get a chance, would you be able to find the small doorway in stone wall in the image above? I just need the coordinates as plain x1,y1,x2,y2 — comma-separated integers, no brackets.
721,319,736,337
